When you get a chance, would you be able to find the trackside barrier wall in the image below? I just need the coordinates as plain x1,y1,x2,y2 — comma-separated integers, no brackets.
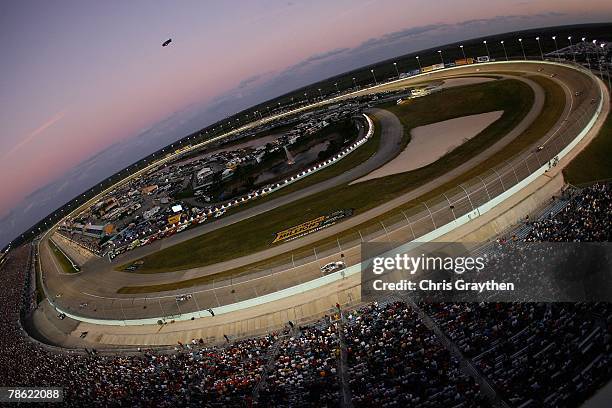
44,60,605,325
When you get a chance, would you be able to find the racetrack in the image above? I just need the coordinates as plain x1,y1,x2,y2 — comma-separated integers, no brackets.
89,75,515,272
71,71,545,287
36,60,606,341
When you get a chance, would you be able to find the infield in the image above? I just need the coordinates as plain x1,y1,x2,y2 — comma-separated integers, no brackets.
121,77,537,276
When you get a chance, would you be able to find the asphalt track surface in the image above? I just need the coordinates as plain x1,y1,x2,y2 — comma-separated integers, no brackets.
39,61,601,323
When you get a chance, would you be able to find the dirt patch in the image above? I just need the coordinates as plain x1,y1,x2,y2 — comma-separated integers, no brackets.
352,111,504,183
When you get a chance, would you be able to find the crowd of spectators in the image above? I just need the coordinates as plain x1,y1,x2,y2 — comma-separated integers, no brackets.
0,183,610,407
259,322,341,407
421,183,612,406
345,301,488,408
0,248,486,406
423,301,611,407
56,230,102,256
1,246,278,406
524,183,612,242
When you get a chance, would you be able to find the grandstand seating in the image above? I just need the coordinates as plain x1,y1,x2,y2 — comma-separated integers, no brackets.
0,184,610,406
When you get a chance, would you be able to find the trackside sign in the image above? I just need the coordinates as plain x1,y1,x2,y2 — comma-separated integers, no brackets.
272,209,353,244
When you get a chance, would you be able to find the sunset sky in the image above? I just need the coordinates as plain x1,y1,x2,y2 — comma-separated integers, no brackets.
1,0,612,246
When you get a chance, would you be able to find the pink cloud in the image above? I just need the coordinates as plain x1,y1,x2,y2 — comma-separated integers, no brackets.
1,109,67,160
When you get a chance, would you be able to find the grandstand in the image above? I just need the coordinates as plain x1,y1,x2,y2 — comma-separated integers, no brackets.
1,183,611,406
58,222,111,239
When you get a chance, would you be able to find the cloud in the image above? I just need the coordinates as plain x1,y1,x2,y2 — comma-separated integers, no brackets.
281,47,351,76
237,73,265,89
456,12,566,27
302,47,351,64
1,109,66,160
355,24,445,51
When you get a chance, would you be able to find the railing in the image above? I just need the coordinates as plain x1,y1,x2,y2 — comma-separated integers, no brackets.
44,59,606,325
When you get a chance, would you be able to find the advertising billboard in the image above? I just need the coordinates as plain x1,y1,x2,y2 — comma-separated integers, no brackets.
272,209,354,244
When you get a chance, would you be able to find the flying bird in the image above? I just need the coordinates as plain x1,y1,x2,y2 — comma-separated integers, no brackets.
162,38,172,47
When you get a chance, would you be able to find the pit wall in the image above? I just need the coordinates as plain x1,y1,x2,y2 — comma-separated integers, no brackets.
45,60,606,327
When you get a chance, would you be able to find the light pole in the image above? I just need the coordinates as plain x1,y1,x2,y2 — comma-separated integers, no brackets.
583,37,591,69
536,36,543,60
500,40,508,61
393,62,399,79
593,40,603,80
568,36,576,62
352,77,357,89
437,50,444,65
459,45,466,60
334,82,339,93
483,40,490,59
416,56,422,70
317,88,323,99
602,43,611,89
370,69,377,85
518,38,526,60
552,36,559,62
304,92,308,103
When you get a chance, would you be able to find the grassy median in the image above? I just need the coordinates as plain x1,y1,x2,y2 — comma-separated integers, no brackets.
117,77,548,288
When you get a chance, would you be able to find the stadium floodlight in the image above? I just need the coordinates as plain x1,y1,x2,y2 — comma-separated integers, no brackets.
552,36,560,62
393,62,399,79
500,41,508,61
536,36,544,60
593,40,600,62
352,77,357,89
415,55,421,69
483,40,490,59
437,49,444,64
370,69,377,85
518,38,526,60
459,45,466,60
